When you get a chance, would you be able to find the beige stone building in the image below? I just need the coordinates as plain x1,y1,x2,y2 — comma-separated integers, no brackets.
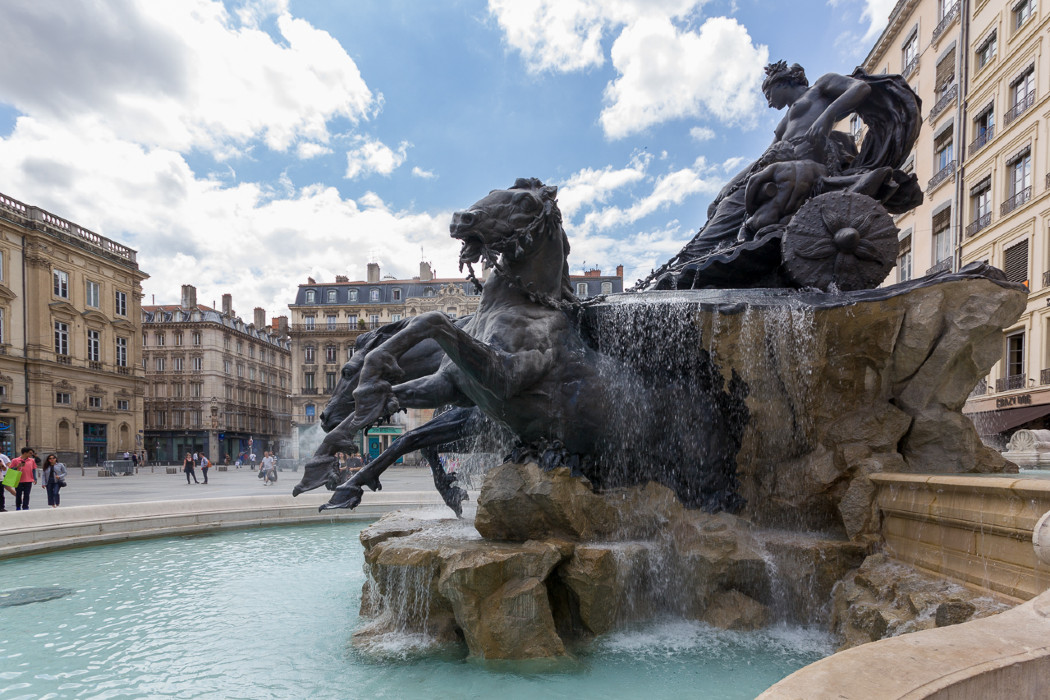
142,286,292,464
286,262,624,461
0,191,147,466
858,0,1049,442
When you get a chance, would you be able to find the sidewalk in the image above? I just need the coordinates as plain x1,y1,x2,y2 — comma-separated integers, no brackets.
4,464,439,509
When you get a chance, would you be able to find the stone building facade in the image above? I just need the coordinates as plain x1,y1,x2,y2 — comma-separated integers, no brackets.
858,0,1050,442
142,286,291,464
0,191,147,466
286,262,624,461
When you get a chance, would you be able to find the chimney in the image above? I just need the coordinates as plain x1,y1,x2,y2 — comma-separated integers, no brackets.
367,263,380,283
307,276,315,284
180,284,197,309
616,264,624,279
254,307,266,329
276,316,289,336
222,293,233,316
335,275,348,283
419,261,433,281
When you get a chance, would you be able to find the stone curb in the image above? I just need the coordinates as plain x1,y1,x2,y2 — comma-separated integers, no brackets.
0,492,449,558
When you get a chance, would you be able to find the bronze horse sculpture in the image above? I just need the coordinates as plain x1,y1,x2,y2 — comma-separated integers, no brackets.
294,178,750,513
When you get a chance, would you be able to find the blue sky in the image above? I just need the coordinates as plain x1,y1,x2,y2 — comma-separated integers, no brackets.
0,0,894,315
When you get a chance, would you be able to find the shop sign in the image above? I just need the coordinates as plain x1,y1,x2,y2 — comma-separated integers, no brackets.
996,393,1033,408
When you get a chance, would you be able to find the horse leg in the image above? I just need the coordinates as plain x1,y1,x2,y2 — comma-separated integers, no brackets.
321,406,477,515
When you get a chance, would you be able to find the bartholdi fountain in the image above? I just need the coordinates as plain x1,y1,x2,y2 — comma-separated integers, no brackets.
293,62,1028,662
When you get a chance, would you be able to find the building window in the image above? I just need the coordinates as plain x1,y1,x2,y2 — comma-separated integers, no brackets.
305,404,316,423
0,308,4,344
304,346,315,363
349,289,359,302
155,411,166,427
976,31,996,69
576,282,588,297
305,290,316,303
224,386,233,400
192,356,202,371
174,332,183,346
1015,0,1034,30
155,332,165,346
392,288,402,301
193,331,201,345
191,382,202,398
392,314,402,323
173,411,184,427
116,337,127,367
249,367,255,381
1003,239,1029,285
173,356,184,371
224,359,231,374
56,392,71,405
970,178,992,234
53,269,69,299
932,209,952,264
1007,148,1032,211
326,372,337,391
115,290,127,316
1008,67,1035,122
237,362,244,377
88,396,102,409
87,329,100,362
304,372,315,390
601,282,613,294
971,106,994,151
370,288,380,302
86,280,100,308
934,47,955,93
325,346,337,363
897,233,913,283
117,399,129,411
424,287,434,297
248,345,254,358
327,289,337,303
326,314,337,330
1006,332,1025,379
933,127,953,172
902,30,918,73
369,314,380,329
304,316,315,330
155,357,165,372
54,321,68,355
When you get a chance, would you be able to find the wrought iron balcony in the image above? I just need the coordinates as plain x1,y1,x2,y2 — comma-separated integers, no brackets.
928,84,957,122
969,378,988,397
927,160,956,191
933,2,960,40
967,126,994,154
964,212,992,237
996,373,1026,392
1004,92,1036,126
902,57,919,79
1042,369,1050,386
302,387,318,395
1000,186,1032,216
926,258,953,276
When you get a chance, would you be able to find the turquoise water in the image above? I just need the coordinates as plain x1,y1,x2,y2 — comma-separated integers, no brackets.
0,523,832,699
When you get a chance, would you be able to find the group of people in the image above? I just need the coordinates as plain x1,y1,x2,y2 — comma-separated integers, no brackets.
1,447,69,511
181,452,214,484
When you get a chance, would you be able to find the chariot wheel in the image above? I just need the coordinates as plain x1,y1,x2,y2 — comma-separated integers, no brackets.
781,191,899,291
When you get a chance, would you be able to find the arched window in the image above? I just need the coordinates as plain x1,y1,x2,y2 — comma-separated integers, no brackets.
370,288,380,302
119,423,131,450
424,287,435,297
601,282,613,294
349,289,359,302
305,290,316,303
326,290,337,303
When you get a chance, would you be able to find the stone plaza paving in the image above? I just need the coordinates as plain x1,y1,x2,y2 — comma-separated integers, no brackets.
2,463,441,509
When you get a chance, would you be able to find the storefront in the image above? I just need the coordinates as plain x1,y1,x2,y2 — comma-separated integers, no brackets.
363,425,405,463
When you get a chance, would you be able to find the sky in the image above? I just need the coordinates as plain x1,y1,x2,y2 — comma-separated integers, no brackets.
0,0,897,317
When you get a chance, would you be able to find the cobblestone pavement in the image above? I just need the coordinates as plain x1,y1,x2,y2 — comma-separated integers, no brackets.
7,464,439,508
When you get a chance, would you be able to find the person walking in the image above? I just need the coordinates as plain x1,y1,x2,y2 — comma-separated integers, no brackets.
0,452,12,512
259,452,275,486
200,453,211,484
10,447,37,510
183,452,199,484
41,454,67,508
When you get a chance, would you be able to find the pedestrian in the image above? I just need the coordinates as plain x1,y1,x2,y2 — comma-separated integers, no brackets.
10,447,37,510
346,448,364,475
0,452,12,512
224,454,231,467
200,453,211,484
249,452,257,468
41,454,68,508
131,452,139,468
123,450,130,461
183,452,199,484
258,452,273,485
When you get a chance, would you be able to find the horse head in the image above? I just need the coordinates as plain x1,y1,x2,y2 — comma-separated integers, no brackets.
451,178,571,296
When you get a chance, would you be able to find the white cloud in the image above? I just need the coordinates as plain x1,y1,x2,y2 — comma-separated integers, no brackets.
600,16,767,139
344,138,409,179
487,0,707,73
557,160,648,219
690,126,715,141
297,142,333,159
0,0,377,156
860,0,896,42
412,166,436,179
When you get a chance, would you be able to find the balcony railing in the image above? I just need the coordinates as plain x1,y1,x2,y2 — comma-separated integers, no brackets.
926,258,953,276
1042,369,1050,386
965,212,992,237
1044,270,1050,288
928,84,957,122
996,373,1026,392
1004,92,1036,126
968,126,994,154
933,2,960,40
1000,186,1032,216
928,160,956,191
89,360,103,371
56,354,71,365
302,387,318,395
902,57,919,79
969,378,988,397
117,366,129,375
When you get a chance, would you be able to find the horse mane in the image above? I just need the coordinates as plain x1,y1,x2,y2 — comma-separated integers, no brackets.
509,178,578,305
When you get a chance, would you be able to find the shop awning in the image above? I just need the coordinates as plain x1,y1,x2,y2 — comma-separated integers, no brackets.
967,404,1050,435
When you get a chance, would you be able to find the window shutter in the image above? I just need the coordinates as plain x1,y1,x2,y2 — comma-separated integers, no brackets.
932,208,951,234
1003,240,1028,284
936,48,956,88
